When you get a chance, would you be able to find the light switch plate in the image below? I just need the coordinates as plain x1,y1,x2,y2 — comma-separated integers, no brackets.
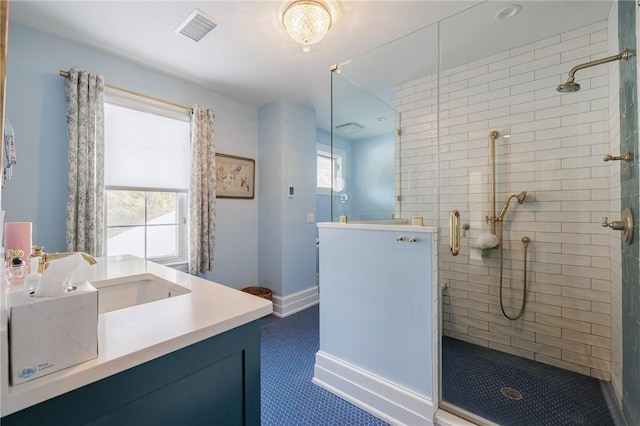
306,213,315,223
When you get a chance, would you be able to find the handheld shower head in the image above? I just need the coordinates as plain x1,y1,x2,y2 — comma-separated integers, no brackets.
499,192,527,220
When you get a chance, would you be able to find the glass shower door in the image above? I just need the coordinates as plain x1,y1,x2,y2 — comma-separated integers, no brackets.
437,1,624,424
327,2,626,422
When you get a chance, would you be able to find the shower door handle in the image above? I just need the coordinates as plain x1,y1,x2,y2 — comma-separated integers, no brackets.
450,210,460,256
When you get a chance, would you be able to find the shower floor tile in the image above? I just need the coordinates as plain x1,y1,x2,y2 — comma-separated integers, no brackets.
442,336,616,426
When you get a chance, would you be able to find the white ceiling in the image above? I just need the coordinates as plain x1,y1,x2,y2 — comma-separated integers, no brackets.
9,0,612,138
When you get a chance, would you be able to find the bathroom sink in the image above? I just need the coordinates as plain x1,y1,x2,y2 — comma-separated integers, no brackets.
91,273,191,314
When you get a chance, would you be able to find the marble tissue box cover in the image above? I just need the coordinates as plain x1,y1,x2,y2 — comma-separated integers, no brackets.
8,281,98,385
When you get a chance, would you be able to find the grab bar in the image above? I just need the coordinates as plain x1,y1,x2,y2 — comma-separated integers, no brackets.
450,210,460,256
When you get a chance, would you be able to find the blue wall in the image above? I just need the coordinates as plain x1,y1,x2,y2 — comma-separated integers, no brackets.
259,101,317,297
350,134,394,221
4,23,260,288
258,103,283,294
318,226,432,397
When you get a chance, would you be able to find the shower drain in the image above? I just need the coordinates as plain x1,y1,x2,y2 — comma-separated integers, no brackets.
500,387,523,400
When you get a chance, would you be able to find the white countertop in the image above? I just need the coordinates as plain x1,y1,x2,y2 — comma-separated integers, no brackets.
317,222,437,233
0,255,273,416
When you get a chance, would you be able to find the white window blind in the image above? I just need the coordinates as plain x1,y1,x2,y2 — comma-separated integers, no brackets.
105,101,190,190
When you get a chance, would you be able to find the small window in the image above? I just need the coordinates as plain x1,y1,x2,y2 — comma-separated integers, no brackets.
317,144,345,195
104,92,190,265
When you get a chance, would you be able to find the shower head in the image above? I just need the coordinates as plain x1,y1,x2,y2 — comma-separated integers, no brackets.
557,50,632,94
499,192,527,220
556,80,581,93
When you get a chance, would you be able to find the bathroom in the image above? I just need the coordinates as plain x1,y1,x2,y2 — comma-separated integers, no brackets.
1,0,639,425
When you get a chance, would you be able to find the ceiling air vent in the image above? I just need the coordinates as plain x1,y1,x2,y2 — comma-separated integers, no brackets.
175,9,217,42
336,122,364,135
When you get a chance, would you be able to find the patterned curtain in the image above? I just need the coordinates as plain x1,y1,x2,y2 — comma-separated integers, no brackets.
65,67,105,257
189,105,216,274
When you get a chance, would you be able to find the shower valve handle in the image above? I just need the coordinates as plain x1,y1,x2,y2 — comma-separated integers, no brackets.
602,209,634,244
602,216,625,230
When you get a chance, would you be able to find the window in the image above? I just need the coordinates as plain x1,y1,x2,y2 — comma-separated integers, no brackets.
317,143,345,195
104,91,190,264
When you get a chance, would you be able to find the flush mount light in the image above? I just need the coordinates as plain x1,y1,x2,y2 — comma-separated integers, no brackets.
336,122,364,134
282,0,332,52
495,4,521,20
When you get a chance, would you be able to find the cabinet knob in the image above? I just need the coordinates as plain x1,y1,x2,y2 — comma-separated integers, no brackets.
396,236,405,242
409,237,418,243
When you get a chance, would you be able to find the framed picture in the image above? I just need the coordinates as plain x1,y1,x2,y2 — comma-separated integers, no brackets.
215,153,255,199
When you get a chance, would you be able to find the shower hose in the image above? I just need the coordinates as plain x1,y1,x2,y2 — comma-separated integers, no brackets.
498,221,529,321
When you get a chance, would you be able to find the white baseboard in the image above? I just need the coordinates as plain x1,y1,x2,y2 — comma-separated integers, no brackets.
313,351,435,425
271,285,319,318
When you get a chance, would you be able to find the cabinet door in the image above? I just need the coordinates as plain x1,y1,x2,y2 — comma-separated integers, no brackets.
92,352,245,426
2,321,261,426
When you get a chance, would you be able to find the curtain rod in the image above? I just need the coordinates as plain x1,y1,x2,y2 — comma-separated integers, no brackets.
59,70,192,113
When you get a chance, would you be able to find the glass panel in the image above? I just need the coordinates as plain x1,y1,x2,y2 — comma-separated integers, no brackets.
106,190,144,226
147,225,178,259
330,71,396,222
146,191,178,225
437,2,617,424
331,1,622,424
317,152,333,189
332,21,440,224
106,226,145,257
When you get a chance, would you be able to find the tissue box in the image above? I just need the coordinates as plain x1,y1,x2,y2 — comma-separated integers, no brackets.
8,281,98,384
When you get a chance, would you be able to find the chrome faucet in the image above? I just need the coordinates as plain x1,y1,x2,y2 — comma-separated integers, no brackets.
30,246,97,273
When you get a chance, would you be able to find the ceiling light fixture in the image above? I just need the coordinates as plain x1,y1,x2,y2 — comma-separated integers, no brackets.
282,0,332,52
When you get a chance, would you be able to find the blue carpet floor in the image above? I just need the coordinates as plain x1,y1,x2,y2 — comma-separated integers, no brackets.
260,305,388,425
442,336,617,426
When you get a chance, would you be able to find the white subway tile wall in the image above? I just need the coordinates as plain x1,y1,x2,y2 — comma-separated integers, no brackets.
395,20,617,380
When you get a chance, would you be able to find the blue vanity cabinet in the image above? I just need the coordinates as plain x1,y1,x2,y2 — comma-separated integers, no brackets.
1,320,261,426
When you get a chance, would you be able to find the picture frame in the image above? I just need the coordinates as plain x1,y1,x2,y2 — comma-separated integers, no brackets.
215,153,255,199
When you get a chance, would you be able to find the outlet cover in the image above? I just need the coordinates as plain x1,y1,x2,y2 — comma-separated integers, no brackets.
306,213,315,223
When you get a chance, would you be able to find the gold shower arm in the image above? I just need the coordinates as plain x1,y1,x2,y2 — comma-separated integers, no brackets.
564,50,632,83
